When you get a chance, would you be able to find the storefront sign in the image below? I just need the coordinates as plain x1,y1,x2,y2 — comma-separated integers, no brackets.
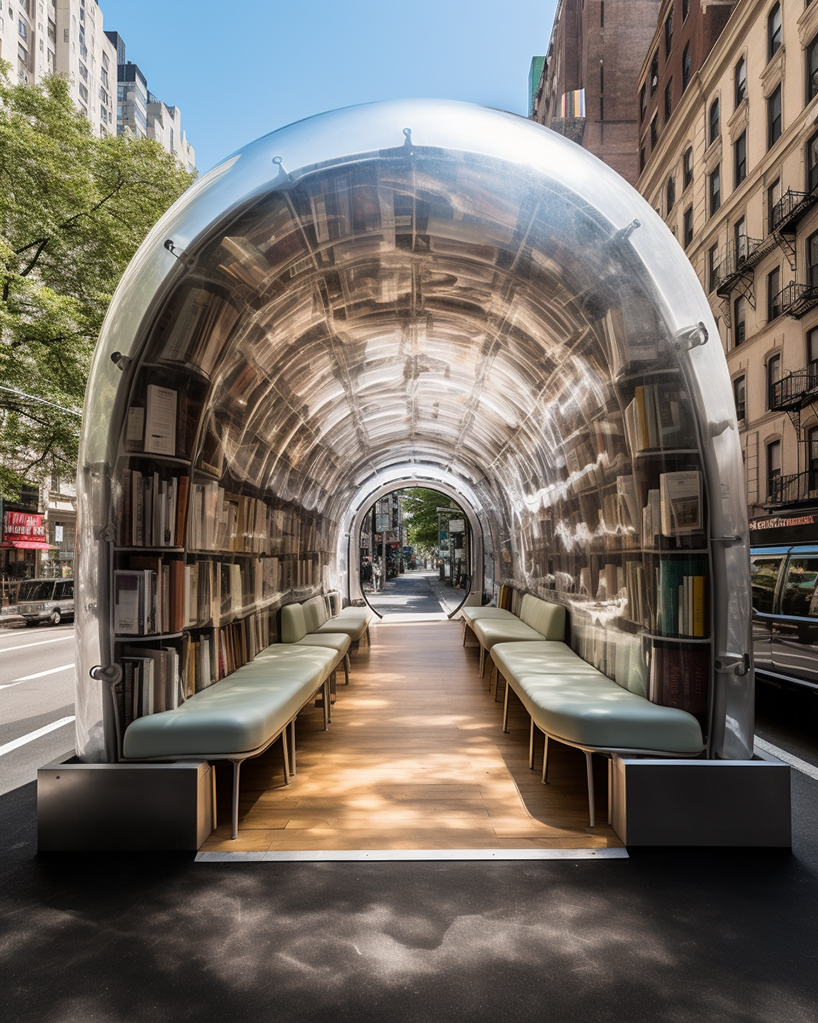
749,514,817,531
2,512,51,549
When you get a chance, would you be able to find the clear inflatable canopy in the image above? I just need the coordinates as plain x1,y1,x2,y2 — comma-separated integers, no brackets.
75,99,752,763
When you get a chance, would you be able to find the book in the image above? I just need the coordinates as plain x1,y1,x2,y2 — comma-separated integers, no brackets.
114,570,148,634
660,471,703,536
654,645,709,714
143,385,177,457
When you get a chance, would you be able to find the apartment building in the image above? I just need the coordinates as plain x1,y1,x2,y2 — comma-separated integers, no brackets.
530,0,661,185
105,31,196,173
0,0,115,137
637,0,818,527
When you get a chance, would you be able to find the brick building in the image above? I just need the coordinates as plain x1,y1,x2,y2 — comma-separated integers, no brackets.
530,0,661,185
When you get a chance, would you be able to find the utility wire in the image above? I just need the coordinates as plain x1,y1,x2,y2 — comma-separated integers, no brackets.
0,385,82,418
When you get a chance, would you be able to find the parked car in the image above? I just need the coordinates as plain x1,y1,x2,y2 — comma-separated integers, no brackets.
751,544,818,691
16,578,74,626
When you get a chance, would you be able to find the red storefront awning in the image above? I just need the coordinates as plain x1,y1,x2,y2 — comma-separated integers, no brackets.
2,512,55,550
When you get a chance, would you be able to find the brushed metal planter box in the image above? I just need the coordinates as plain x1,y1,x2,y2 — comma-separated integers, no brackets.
610,756,791,848
38,753,215,852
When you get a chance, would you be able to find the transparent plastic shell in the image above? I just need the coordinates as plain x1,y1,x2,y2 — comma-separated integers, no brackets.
75,99,752,762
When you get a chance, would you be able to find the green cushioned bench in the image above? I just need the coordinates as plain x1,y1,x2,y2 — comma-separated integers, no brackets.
490,639,705,826
302,595,372,647
470,594,567,676
281,602,352,684
123,643,339,840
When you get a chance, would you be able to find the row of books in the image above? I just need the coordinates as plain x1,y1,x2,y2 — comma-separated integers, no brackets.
126,382,200,461
118,471,188,548
650,644,709,714
624,382,692,453
183,611,272,694
114,561,184,635
116,646,182,730
160,284,240,378
641,471,703,546
655,559,709,638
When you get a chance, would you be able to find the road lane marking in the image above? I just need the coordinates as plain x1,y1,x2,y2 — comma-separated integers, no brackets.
754,735,818,781
0,716,75,757
10,663,74,682
0,636,73,654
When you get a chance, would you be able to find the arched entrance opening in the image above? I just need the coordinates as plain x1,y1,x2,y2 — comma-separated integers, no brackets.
351,484,475,619
54,99,792,851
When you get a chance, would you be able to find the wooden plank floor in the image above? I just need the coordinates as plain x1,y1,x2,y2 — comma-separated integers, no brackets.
200,620,624,852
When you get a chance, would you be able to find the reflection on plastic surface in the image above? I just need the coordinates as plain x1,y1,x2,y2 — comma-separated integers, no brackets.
75,99,752,763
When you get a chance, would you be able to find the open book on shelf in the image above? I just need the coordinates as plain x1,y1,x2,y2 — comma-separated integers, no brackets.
160,285,240,377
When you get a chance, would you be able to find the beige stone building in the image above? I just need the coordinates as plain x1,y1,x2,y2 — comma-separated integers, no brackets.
637,0,818,525
0,0,116,137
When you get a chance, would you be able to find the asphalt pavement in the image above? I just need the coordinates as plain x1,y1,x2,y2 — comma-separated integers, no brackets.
366,568,465,616
0,621,76,797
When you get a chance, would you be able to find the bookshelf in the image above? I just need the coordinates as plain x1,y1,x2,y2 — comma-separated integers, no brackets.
106,271,335,753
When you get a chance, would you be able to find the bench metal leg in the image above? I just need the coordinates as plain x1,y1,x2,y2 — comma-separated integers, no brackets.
281,729,290,783
586,751,595,828
489,661,497,692
479,644,486,677
366,625,371,646
322,679,330,730
289,719,296,776
230,760,242,841
542,735,550,784
344,653,350,684
494,671,504,702
529,718,535,770
502,676,510,733
462,620,468,646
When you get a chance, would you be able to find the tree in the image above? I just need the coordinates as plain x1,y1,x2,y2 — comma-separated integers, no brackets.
400,488,462,555
0,64,196,499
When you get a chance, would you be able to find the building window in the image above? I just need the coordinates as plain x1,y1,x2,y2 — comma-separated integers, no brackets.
683,146,693,189
650,115,658,148
734,131,747,187
767,439,781,499
808,325,818,371
709,98,720,145
808,427,818,491
682,43,691,91
735,56,747,108
768,3,782,63
708,243,719,291
768,269,781,321
667,175,676,213
734,376,746,423
808,133,818,193
639,83,647,122
683,206,693,247
665,78,673,121
734,296,746,345
709,165,721,216
768,84,782,149
650,51,659,94
808,230,818,289
808,34,818,105
665,5,674,56
768,177,781,233
734,216,747,265
768,355,782,411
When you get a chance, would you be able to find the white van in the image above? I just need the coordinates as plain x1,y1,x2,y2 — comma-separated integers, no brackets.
17,578,75,626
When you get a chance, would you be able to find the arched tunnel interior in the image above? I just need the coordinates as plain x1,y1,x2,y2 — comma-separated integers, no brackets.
74,99,753,781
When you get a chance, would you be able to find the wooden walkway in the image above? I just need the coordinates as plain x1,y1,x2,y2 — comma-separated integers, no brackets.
200,620,623,852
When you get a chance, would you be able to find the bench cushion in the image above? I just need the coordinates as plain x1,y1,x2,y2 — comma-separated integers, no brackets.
313,616,368,642
518,595,566,640
460,606,517,624
513,672,704,754
473,618,548,650
491,640,591,678
295,632,350,658
302,595,329,632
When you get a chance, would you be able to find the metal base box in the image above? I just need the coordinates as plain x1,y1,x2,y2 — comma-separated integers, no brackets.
610,756,792,847
38,754,215,852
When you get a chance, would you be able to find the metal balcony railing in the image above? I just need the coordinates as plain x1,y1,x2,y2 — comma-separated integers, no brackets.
769,362,818,412
714,235,777,296
771,187,818,234
768,470,818,506
778,281,818,319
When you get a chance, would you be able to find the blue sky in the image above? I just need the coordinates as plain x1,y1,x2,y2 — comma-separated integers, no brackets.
99,0,557,172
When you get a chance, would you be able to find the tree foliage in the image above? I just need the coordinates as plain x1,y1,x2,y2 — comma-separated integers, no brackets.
400,488,462,554
0,64,196,498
